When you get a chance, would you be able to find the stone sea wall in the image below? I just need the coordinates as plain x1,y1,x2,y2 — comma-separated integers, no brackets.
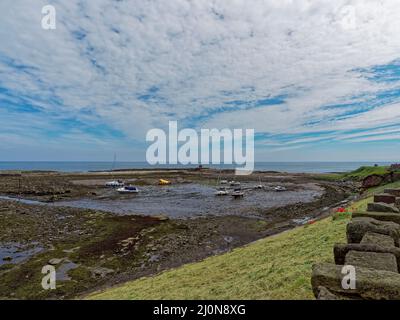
312,188,400,300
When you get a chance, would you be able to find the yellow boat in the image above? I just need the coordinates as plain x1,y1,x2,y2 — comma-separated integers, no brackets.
159,179,171,185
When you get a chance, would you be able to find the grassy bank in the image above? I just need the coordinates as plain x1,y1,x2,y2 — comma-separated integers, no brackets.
342,165,391,180
313,165,392,182
88,215,355,300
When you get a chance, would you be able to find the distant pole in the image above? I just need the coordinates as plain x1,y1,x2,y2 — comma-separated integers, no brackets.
112,152,117,171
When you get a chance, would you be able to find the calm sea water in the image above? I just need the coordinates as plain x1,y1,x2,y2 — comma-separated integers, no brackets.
0,161,392,173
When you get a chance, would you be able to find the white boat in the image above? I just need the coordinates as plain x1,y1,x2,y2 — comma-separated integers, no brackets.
220,180,228,185
215,188,229,196
117,186,139,194
274,186,287,192
105,180,124,188
231,190,244,198
230,181,241,186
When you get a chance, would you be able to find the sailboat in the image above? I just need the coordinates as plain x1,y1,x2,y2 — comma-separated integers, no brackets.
215,169,229,195
105,153,125,187
256,176,263,189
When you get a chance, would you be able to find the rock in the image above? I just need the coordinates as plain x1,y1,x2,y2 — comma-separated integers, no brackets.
223,236,234,243
148,254,160,263
393,172,400,182
48,258,63,265
90,267,115,278
334,243,400,272
347,217,400,246
367,202,399,213
345,250,398,272
352,211,400,226
2,256,12,261
62,247,80,254
374,193,396,204
316,286,347,300
362,174,385,189
361,232,395,248
384,189,400,197
312,263,400,299
154,214,169,221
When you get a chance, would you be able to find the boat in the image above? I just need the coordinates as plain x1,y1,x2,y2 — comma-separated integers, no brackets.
215,187,229,196
230,181,241,187
256,177,263,189
231,190,244,198
220,180,228,185
105,180,124,188
117,186,139,194
159,179,171,185
231,188,244,198
274,186,287,192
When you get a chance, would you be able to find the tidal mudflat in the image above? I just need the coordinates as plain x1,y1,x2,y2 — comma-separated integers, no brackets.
53,182,324,218
0,169,356,299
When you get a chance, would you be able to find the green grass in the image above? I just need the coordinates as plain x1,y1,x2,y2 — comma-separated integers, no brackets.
342,165,391,180
365,180,400,196
88,215,350,300
312,165,391,182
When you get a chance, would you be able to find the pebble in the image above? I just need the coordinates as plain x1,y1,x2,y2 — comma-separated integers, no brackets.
48,258,63,265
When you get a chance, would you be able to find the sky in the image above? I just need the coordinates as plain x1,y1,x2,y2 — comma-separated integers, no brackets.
1,0,400,162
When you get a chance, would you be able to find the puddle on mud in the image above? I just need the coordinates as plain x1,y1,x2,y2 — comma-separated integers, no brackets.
0,196,44,206
0,183,324,218
0,242,43,266
57,261,79,281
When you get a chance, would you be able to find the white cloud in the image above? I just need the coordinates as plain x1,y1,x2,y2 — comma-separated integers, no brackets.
0,0,400,160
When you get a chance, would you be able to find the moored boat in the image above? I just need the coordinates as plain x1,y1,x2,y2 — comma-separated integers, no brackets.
117,186,139,194
105,180,124,188
231,188,244,198
229,181,241,187
215,187,229,196
159,179,171,185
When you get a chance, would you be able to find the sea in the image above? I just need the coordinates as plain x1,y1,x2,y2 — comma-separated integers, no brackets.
0,161,393,174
